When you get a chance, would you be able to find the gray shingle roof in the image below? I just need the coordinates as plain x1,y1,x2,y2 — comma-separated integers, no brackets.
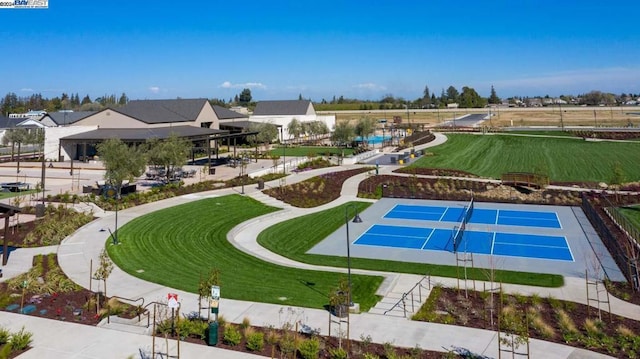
212,105,248,120
252,100,314,116
45,111,96,126
0,116,23,129
60,126,226,141
114,99,208,124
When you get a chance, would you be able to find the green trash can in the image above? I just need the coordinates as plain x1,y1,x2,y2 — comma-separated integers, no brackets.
208,322,218,346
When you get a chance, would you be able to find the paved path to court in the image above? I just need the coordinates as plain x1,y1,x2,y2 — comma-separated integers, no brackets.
0,134,629,358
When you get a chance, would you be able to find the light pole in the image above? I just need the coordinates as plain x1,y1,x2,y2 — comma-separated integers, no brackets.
239,153,247,195
280,126,286,174
345,204,363,306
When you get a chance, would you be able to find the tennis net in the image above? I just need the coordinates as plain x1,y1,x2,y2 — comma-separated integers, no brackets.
452,197,475,252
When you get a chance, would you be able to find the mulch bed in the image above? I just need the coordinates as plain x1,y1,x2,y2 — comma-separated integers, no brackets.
415,287,640,357
166,322,452,358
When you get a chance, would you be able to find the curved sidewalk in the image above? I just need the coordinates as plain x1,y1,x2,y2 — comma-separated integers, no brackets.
52,164,623,358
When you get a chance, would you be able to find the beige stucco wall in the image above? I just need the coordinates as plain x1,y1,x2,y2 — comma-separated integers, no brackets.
44,126,98,161
195,102,220,129
305,102,316,115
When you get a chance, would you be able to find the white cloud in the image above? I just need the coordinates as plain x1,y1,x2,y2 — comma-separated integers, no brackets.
148,86,161,94
219,81,266,90
20,88,34,92
353,83,387,91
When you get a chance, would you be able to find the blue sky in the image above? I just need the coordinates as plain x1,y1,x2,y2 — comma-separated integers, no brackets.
1,0,639,102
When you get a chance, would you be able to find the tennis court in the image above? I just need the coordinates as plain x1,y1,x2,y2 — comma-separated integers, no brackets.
356,201,571,261
353,224,573,261
383,204,561,229
308,198,626,280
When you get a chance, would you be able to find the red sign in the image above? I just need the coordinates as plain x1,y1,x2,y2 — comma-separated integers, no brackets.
167,293,179,308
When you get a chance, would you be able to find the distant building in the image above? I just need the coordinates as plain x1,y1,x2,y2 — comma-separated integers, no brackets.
8,110,46,119
248,100,335,142
44,99,232,161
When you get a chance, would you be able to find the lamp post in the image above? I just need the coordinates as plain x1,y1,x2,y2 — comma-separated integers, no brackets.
345,204,363,306
280,126,286,174
240,153,247,194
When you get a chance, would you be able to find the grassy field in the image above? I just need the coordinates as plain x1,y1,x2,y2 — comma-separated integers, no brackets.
410,134,640,182
108,195,383,311
270,146,355,157
503,130,578,137
323,107,640,128
258,202,564,288
618,206,640,230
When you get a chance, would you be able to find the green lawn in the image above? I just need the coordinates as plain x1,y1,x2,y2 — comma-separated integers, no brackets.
503,131,578,137
412,134,640,182
258,202,564,288
0,190,38,200
108,195,383,311
270,146,355,157
618,206,640,230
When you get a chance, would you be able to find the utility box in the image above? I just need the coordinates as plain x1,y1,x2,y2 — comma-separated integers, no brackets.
35,204,45,218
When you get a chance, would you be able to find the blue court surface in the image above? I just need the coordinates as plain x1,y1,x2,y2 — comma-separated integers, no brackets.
353,224,574,261
384,204,561,229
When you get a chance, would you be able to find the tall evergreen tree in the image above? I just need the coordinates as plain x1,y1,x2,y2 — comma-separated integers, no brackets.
238,88,252,106
423,85,431,107
488,85,501,104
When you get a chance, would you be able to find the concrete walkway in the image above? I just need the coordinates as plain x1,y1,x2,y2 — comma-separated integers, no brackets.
0,136,629,358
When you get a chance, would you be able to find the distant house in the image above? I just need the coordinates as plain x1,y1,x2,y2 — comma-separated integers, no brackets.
248,100,335,142
0,116,23,143
40,111,96,127
527,98,543,107
446,103,459,109
0,116,44,145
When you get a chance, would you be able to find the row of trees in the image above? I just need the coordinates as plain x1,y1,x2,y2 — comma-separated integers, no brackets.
1,92,130,115
4,86,637,118
1,89,254,116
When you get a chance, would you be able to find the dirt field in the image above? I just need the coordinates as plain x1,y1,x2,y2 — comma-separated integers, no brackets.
325,106,640,128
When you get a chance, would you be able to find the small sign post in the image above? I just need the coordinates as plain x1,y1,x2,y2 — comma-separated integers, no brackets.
210,286,220,319
168,293,179,336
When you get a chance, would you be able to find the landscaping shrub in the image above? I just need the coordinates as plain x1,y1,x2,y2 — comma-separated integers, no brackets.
298,337,320,359
0,328,9,345
245,330,264,352
223,325,242,346
9,327,32,351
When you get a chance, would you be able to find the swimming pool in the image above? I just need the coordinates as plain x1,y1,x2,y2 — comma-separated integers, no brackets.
355,135,392,145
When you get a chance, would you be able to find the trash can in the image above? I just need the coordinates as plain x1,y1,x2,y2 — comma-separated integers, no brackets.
209,167,216,175
208,321,218,346
257,179,264,190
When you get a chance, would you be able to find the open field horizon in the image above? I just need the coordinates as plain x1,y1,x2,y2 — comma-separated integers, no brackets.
323,106,640,128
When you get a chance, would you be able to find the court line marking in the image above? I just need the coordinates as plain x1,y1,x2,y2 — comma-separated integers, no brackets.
438,208,448,222
387,205,562,229
490,232,496,253
420,228,436,250
486,250,575,262
360,232,430,240
492,241,570,250
381,204,399,220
